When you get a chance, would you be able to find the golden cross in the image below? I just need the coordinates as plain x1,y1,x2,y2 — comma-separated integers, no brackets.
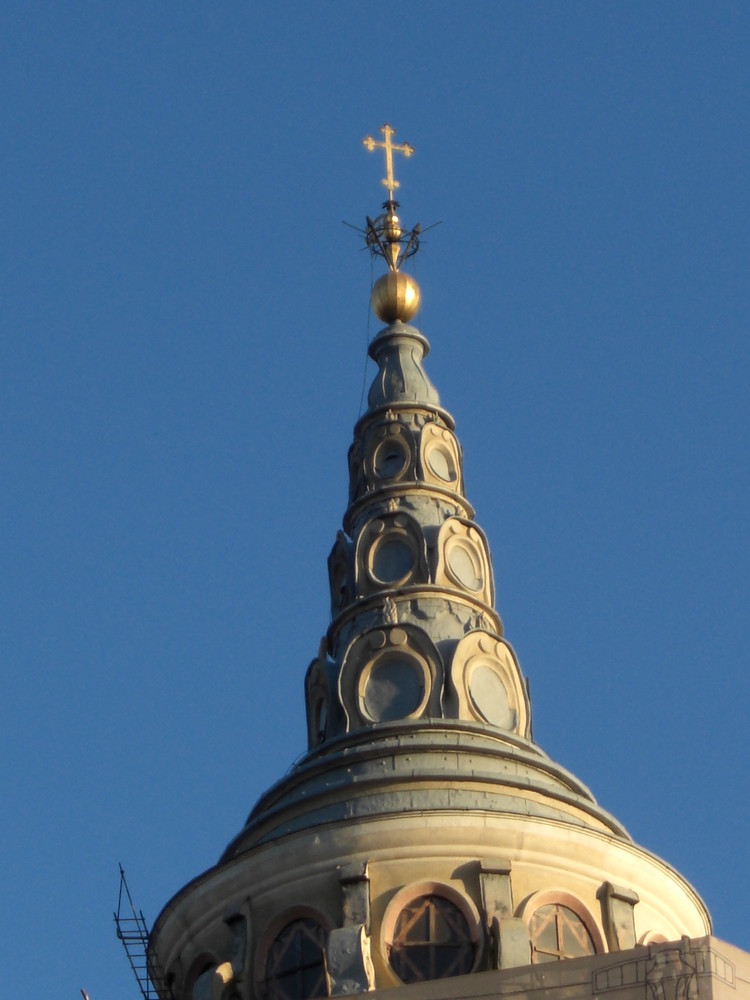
362,123,414,201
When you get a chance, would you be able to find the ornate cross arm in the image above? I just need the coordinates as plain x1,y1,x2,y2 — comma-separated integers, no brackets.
362,124,414,202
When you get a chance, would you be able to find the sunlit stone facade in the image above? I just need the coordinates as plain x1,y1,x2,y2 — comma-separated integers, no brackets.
148,301,718,1000
147,130,747,1000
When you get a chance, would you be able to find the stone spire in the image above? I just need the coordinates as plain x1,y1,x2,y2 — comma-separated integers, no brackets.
147,129,711,1000
304,124,529,750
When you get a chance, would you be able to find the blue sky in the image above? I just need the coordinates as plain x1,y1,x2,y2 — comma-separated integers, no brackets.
2,4,749,998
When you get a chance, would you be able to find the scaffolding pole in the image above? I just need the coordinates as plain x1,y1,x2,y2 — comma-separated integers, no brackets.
114,864,172,1000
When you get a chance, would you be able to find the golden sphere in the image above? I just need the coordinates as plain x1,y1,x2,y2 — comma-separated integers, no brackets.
383,215,402,241
370,271,421,324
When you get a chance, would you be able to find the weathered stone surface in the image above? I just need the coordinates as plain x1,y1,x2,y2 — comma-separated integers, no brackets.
326,925,375,996
598,881,640,952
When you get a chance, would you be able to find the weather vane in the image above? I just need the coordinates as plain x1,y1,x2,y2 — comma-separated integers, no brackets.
361,123,421,273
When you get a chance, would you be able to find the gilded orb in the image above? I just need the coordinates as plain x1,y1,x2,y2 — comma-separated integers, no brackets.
383,213,402,242
371,271,421,324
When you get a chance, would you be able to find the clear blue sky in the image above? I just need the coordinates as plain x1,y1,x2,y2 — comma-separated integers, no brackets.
2,4,749,997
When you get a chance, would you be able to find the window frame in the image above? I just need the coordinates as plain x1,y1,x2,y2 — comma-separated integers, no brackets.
381,881,482,985
255,908,331,1000
518,890,605,964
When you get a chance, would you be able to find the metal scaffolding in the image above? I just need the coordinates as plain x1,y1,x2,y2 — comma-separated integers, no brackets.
114,864,172,1000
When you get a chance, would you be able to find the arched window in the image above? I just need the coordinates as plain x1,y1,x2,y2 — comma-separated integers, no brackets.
263,918,327,1000
525,899,600,964
388,893,477,983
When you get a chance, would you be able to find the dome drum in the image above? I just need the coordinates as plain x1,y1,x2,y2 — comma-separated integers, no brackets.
150,800,710,1000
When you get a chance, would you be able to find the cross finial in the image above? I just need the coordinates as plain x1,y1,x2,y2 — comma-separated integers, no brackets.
362,123,414,201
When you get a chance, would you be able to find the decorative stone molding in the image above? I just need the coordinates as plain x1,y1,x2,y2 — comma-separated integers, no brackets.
328,531,353,617
363,420,415,488
305,656,336,748
479,858,514,921
326,863,376,995
419,421,463,492
339,862,371,932
338,624,443,729
188,957,219,1000
211,962,234,1000
181,905,254,1000
326,926,374,996
639,931,670,945
597,881,640,951
347,439,364,506
382,597,398,625
448,631,530,738
477,861,532,971
434,518,494,607
366,323,440,410
355,511,428,597
489,915,532,971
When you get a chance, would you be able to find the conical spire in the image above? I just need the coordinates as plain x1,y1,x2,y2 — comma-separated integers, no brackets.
147,131,711,1000
305,127,529,749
